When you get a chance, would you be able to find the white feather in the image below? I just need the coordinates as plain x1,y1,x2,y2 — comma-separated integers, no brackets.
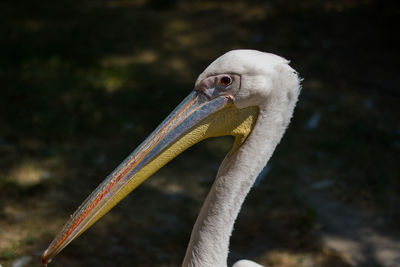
183,50,301,267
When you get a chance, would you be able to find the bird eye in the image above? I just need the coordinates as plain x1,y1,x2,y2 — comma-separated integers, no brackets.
220,76,232,86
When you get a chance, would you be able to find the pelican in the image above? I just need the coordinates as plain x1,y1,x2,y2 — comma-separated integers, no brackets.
42,50,301,267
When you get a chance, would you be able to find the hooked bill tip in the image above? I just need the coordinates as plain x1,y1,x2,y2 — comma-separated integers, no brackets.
41,250,51,266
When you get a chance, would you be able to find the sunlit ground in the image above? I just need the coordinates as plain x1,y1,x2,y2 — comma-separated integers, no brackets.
1,0,399,266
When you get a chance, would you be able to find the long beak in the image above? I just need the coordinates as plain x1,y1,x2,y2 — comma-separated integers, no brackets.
41,90,259,266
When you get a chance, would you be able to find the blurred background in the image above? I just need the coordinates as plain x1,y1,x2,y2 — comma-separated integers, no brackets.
0,0,399,266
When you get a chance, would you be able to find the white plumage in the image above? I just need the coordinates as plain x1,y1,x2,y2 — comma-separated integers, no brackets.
183,50,301,266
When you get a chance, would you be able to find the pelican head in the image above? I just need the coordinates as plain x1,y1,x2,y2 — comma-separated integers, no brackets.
42,49,300,266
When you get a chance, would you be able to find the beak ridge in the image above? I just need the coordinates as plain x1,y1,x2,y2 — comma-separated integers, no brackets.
41,91,231,265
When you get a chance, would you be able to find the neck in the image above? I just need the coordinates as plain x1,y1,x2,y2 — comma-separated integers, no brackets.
182,87,298,267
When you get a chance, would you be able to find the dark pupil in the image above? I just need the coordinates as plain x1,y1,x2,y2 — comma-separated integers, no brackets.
221,76,231,86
